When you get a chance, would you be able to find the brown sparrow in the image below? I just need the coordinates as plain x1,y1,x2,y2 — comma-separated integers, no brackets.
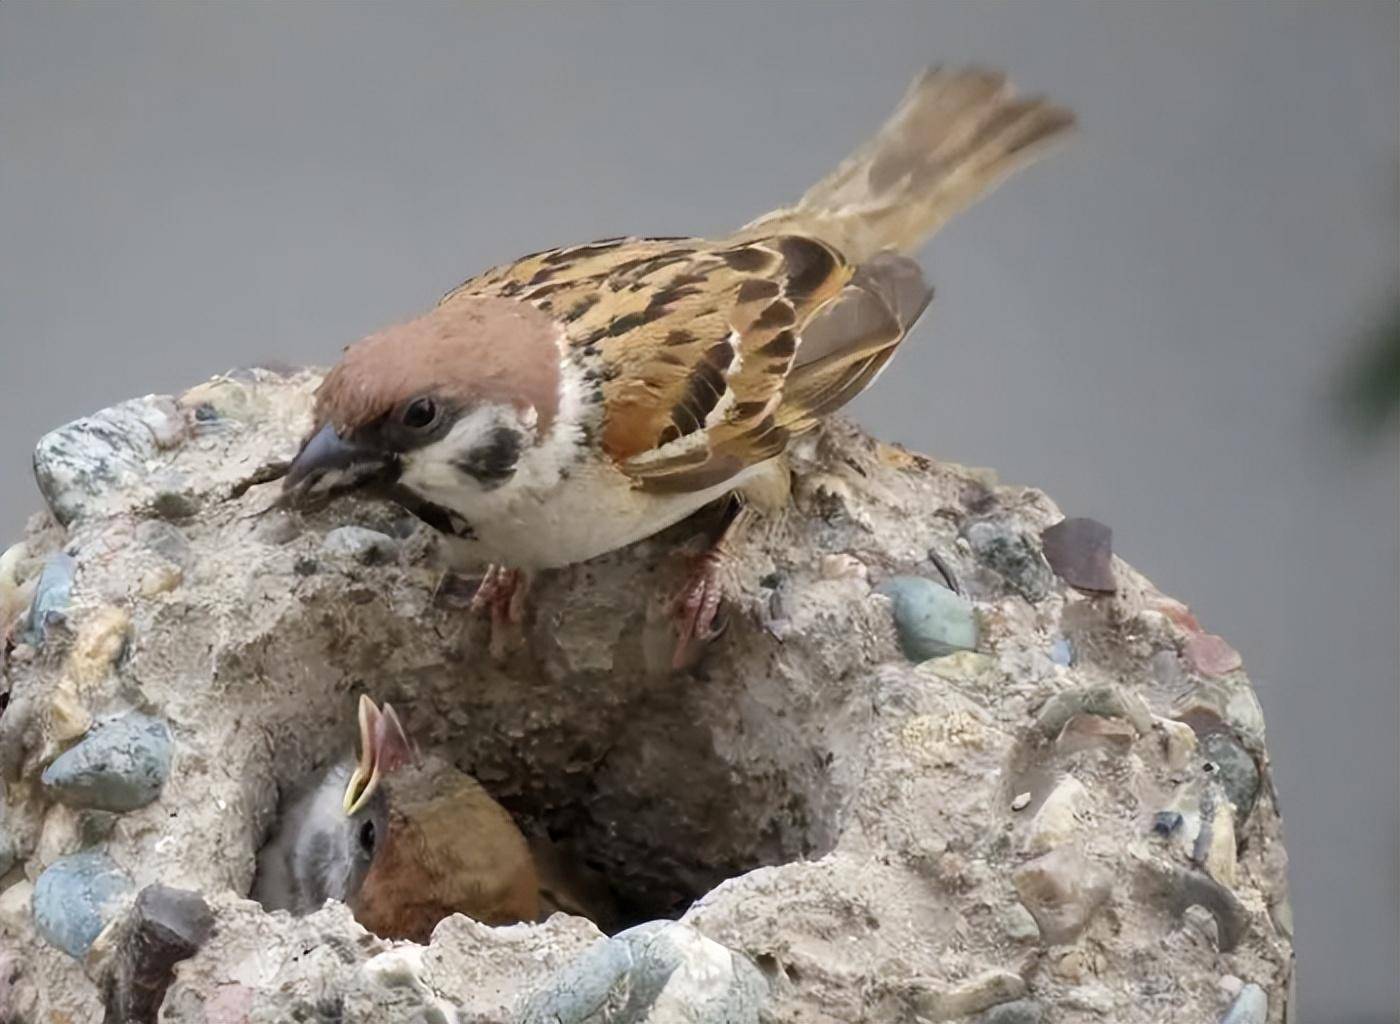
281,68,1074,662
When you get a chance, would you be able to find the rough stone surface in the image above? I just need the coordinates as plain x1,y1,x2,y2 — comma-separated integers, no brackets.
0,371,1295,1022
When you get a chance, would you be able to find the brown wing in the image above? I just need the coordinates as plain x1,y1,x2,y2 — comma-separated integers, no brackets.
449,235,929,495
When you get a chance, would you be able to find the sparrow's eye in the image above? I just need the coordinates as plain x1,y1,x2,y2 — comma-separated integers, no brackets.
358,819,376,853
401,397,439,431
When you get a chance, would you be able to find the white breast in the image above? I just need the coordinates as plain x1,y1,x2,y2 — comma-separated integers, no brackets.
454,457,758,570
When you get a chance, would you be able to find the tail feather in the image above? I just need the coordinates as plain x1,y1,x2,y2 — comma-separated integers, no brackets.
741,67,1075,263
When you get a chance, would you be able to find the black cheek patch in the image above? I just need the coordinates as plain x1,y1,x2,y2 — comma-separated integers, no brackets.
452,427,523,489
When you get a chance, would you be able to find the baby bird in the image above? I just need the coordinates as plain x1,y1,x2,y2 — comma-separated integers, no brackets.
252,696,542,941
251,695,409,917
280,67,1075,664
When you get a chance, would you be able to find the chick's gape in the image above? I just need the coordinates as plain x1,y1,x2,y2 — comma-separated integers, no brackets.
281,67,1074,664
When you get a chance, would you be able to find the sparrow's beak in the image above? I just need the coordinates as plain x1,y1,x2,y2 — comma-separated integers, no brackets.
343,695,415,815
283,423,396,504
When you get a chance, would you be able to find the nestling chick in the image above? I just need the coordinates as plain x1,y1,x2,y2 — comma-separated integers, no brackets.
251,695,411,917
281,67,1075,663
251,696,542,941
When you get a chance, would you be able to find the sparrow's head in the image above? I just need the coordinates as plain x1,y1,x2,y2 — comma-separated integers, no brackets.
282,296,566,528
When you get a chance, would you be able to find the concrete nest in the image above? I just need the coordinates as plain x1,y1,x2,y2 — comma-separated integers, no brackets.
0,368,1294,1023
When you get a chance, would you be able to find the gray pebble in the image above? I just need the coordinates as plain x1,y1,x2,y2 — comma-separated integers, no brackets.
520,920,767,1024
1049,637,1073,666
18,552,76,647
962,517,1055,602
147,475,199,520
321,527,400,566
254,512,303,546
42,713,173,813
1220,983,1266,1024
1200,731,1260,827
135,521,192,567
0,825,14,876
982,999,1044,1024
33,851,134,958
32,397,183,526
876,576,978,662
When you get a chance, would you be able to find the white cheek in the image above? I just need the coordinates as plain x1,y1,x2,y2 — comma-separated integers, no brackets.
399,410,499,499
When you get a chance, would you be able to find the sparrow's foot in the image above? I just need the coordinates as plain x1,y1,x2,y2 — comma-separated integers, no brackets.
670,552,730,670
470,566,531,659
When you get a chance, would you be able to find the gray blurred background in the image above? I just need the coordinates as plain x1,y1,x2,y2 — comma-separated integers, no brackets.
1,4,1396,1019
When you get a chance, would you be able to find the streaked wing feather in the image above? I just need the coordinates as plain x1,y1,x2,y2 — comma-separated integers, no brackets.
446,235,929,496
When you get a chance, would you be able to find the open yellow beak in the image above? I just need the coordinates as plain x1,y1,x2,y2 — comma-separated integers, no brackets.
342,694,414,815
343,695,382,815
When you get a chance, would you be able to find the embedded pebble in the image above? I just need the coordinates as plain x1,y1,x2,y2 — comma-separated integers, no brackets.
1010,792,1031,811
1049,637,1073,666
0,825,14,876
1012,847,1111,944
135,521,192,567
32,851,134,958
1151,649,1186,688
1192,786,1238,886
48,683,92,744
138,564,184,598
103,884,215,1024
1035,685,1152,739
321,527,401,566
996,902,1041,943
32,397,185,526
1220,983,1267,1024
1040,517,1115,593
875,576,978,661
1185,633,1243,677
1152,811,1184,837
254,511,303,546
1157,717,1198,771
982,999,1044,1024
41,712,173,812
1200,731,1260,826
962,517,1055,602
1024,775,1088,853
67,605,132,685
18,552,75,647
1183,903,1221,948
518,919,767,1024
148,475,200,520
1140,863,1248,952
819,553,868,583
898,969,1026,1021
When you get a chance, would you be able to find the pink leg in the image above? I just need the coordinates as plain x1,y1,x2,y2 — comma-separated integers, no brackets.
469,566,531,658
670,505,752,670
